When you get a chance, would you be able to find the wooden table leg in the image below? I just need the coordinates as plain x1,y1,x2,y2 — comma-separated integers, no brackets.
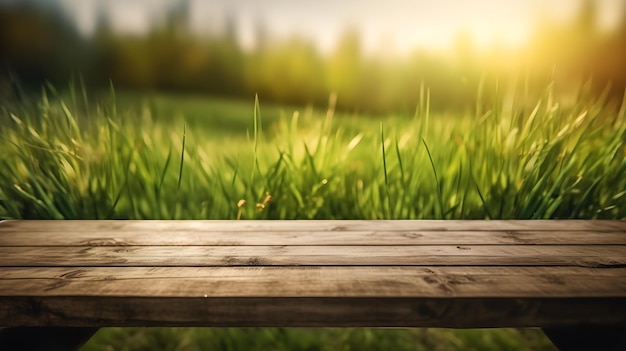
542,325,626,351
0,327,99,351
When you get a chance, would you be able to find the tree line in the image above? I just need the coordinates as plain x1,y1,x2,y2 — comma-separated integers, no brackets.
1,0,625,113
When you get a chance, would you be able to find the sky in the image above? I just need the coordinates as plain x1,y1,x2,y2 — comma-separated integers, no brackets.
57,0,625,55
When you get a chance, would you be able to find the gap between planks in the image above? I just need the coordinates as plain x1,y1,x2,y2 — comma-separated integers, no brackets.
1,220,625,232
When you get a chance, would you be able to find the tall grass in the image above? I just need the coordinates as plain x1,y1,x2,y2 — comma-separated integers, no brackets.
1,82,624,220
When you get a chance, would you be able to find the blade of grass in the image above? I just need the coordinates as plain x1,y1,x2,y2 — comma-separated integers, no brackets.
27,173,64,219
422,138,444,218
159,144,173,195
380,122,391,219
178,122,186,190
394,136,406,218
251,94,261,184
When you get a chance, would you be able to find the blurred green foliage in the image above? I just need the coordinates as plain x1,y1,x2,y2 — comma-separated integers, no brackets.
82,327,556,351
1,0,626,113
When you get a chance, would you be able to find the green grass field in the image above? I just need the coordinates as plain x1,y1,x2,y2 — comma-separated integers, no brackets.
1,83,624,221
1,81,624,350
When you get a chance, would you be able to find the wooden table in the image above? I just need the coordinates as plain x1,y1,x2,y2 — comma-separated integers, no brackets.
0,220,625,350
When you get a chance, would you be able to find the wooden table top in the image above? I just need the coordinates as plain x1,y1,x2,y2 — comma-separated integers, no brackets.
0,220,625,328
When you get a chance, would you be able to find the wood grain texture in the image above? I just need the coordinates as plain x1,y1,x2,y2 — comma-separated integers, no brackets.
0,267,624,298
1,296,624,327
0,220,624,328
1,230,625,246
1,245,624,267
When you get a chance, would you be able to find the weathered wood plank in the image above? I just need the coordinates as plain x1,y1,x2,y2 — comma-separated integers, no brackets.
0,219,624,332
1,296,624,328
1,245,624,267
2,230,625,246
1,220,625,232
3,266,622,279
0,267,624,298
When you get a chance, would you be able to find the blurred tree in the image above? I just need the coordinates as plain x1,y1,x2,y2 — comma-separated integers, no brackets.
0,1,87,86
204,14,245,96
593,2,626,102
1,0,625,113
327,28,363,109
243,20,269,96
250,37,325,105
91,5,115,85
